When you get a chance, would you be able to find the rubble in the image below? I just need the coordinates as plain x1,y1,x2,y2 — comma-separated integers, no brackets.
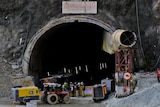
104,72,160,107
12,76,34,87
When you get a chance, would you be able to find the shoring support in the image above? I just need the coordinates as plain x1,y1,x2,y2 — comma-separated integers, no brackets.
115,48,133,74
114,47,134,97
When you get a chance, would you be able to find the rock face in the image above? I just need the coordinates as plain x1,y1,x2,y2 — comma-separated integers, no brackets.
0,0,159,98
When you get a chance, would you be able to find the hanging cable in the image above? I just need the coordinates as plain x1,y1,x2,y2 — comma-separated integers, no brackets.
135,0,160,69
150,55,160,69
135,0,145,58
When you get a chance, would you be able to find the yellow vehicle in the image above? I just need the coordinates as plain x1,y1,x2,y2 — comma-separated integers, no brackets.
11,86,41,104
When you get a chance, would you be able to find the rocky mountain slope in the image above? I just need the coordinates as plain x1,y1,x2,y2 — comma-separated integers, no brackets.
0,0,160,98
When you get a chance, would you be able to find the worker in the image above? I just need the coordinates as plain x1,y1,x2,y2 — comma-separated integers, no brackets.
80,81,85,97
157,68,160,82
74,82,77,96
70,82,74,97
62,82,68,91
75,82,80,97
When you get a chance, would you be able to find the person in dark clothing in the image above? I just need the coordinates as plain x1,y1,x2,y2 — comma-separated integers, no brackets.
70,82,74,97
157,68,160,82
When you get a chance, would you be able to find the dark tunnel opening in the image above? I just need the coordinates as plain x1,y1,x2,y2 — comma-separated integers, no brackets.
29,22,115,86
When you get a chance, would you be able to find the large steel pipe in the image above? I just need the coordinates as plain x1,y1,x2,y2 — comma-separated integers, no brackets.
112,29,137,48
102,29,137,54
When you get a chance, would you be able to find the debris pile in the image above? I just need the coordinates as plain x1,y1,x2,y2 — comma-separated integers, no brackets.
12,76,34,87
104,72,160,107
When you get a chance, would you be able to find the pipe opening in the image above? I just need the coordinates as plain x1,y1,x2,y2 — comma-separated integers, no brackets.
120,31,136,46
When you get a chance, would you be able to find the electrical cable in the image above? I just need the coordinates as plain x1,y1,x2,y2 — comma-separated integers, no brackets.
135,0,160,69
135,0,145,58
151,55,160,69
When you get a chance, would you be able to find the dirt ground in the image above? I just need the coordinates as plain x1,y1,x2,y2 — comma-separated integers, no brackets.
0,97,106,107
0,72,159,107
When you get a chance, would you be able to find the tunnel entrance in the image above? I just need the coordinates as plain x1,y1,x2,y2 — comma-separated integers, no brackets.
23,16,116,86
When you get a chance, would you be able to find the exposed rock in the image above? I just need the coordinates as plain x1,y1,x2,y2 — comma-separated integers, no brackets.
0,0,160,98
12,76,35,87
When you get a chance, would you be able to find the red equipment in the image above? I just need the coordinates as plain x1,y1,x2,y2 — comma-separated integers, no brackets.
40,75,70,104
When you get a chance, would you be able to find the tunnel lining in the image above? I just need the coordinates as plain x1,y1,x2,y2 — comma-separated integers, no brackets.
22,15,116,76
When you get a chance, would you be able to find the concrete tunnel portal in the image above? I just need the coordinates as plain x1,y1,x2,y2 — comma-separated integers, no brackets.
23,16,116,86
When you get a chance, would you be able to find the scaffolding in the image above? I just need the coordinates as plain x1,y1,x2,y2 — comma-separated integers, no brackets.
115,48,133,74
114,48,135,97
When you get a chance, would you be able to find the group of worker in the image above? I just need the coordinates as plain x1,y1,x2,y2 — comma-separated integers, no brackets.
62,81,85,97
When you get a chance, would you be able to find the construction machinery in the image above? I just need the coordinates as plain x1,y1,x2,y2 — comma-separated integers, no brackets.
11,86,41,104
40,74,71,104
93,84,108,102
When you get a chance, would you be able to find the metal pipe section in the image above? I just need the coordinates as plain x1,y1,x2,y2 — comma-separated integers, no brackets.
112,29,137,48
112,29,137,47
102,29,137,54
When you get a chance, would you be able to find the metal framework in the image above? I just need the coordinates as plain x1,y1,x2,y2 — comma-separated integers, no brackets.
115,48,133,73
